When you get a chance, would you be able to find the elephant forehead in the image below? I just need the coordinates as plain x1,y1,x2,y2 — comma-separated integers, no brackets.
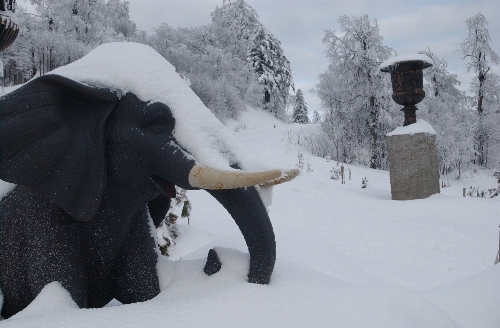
48,42,271,173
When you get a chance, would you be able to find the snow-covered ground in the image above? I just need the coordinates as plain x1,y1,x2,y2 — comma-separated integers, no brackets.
0,85,22,97
1,107,499,327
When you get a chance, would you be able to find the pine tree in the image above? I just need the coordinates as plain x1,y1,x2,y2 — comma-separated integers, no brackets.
458,13,500,167
292,89,310,123
247,24,294,119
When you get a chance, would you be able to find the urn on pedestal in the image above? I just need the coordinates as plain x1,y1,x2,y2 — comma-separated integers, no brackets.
380,54,440,201
0,0,18,52
380,54,432,126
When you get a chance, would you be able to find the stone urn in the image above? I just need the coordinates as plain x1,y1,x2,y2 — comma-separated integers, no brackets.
0,0,19,52
380,55,432,126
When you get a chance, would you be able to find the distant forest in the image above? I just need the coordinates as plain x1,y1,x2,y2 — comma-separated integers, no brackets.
1,1,499,173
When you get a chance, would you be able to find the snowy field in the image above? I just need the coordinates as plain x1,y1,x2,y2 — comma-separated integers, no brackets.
0,107,499,327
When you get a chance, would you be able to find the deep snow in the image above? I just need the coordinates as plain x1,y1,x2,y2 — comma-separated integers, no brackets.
49,42,274,173
387,119,436,136
379,54,434,71
0,106,499,327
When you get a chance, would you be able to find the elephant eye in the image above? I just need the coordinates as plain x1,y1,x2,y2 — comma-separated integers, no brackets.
141,103,174,132
152,117,167,126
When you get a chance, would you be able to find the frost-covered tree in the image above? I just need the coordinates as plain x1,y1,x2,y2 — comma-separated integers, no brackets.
105,0,136,38
156,187,191,256
311,110,321,124
418,49,476,177
458,13,500,167
211,0,260,61
29,0,129,46
3,0,135,85
248,24,294,119
292,89,309,123
316,15,394,168
146,0,292,121
147,23,261,121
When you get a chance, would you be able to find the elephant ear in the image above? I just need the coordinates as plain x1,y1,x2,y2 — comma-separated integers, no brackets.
0,74,117,221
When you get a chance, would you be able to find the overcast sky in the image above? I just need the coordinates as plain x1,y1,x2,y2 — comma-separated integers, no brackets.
22,0,500,113
125,0,500,114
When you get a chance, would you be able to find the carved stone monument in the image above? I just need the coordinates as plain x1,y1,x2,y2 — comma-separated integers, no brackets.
380,55,440,200
386,122,440,200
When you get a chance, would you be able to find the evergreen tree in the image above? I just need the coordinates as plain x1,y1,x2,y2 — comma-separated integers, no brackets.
147,0,285,121
458,13,500,167
247,24,294,119
292,89,310,123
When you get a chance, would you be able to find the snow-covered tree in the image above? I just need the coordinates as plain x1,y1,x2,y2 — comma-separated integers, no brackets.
105,0,136,38
248,24,294,119
211,0,260,61
292,89,309,123
418,49,476,177
156,186,191,256
458,13,500,167
2,0,136,85
146,0,294,121
147,23,261,121
315,15,394,168
29,0,126,46
311,110,321,123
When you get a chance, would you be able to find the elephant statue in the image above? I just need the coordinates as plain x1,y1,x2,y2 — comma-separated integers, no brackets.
0,42,298,318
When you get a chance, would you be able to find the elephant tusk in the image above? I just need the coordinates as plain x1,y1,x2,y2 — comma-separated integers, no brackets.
259,169,300,188
188,164,283,190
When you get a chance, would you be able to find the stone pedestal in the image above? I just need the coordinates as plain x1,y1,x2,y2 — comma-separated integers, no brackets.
387,132,440,200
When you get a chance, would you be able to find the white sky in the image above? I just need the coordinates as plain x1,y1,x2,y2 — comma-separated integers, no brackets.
20,0,500,114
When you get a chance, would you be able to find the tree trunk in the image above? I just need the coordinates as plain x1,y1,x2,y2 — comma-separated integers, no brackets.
369,95,377,169
477,72,485,166
264,89,271,108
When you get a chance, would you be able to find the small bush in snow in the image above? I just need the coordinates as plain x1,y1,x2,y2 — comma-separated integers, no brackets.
156,187,191,256
158,215,178,256
331,167,341,180
441,181,452,188
467,186,486,197
234,123,248,132
489,188,499,198
488,171,500,198
296,153,304,169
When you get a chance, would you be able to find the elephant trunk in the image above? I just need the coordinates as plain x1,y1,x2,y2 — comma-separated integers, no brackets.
159,143,298,284
208,187,275,284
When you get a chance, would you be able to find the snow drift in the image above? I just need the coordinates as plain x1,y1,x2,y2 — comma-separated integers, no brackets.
49,42,271,173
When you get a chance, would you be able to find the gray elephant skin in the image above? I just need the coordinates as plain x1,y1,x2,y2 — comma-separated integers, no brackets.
0,74,276,318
